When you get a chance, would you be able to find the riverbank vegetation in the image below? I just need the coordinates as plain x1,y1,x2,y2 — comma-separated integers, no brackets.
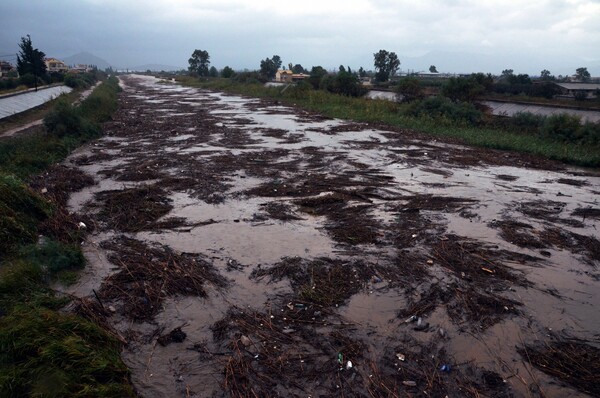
177,75,600,167
0,77,135,397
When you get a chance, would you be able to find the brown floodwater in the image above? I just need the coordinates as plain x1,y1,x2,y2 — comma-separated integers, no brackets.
62,75,599,398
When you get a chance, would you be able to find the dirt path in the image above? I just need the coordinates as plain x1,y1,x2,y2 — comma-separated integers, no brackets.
53,75,599,397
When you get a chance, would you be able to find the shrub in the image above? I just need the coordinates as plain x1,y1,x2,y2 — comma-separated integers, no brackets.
77,76,121,123
405,96,482,125
221,66,235,78
0,306,134,397
321,70,367,97
577,122,600,146
43,100,98,138
509,112,546,134
21,239,85,276
396,77,423,102
0,78,19,91
233,71,266,84
442,77,484,102
540,114,581,142
285,80,313,99
0,174,51,258
18,73,43,88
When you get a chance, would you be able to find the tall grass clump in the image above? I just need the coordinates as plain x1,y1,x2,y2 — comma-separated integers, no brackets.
0,306,134,398
0,174,51,258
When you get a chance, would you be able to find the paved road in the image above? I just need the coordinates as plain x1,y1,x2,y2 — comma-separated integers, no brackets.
0,85,72,119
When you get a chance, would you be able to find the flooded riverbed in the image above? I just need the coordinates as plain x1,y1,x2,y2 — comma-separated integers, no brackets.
60,75,599,397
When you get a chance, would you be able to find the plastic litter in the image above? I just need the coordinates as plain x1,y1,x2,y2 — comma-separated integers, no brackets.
396,353,406,361
405,315,418,323
338,353,343,364
440,364,451,372
402,380,417,387
346,360,353,370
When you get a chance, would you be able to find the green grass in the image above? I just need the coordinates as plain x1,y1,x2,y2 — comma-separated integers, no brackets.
178,76,600,168
0,76,135,397
0,306,134,398
0,77,120,179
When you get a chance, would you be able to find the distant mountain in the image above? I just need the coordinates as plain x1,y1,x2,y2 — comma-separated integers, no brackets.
128,64,185,72
62,52,112,70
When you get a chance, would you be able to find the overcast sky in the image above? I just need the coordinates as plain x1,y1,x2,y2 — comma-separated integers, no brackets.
1,0,599,75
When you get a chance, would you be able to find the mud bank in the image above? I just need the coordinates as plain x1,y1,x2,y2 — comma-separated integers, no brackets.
56,75,599,397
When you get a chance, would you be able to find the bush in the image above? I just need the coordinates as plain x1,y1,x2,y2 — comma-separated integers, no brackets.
285,80,313,99
0,306,134,397
233,71,266,84
64,74,86,89
18,73,44,88
577,122,600,146
221,66,235,78
0,175,51,258
77,76,121,123
508,112,546,134
44,100,98,139
0,78,19,91
396,77,423,102
320,70,367,97
21,239,85,276
540,114,582,142
405,96,483,125
442,77,484,102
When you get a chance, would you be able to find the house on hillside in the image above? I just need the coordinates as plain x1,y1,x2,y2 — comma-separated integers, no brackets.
275,69,293,82
69,64,94,74
0,61,16,77
554,82,600,99
45,58,69,73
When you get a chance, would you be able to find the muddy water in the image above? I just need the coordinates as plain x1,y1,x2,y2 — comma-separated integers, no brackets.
63,75,599,398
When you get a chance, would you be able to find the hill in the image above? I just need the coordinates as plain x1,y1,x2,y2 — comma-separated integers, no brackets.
62,52,112,70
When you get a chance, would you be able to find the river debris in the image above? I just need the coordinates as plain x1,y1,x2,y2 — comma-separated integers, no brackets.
98,236,227,320
519,339,600,397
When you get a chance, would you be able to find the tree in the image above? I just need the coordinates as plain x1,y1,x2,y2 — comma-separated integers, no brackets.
540,69,554,81
308,66,328,89
358,67,367,78
442,76,484,102
321,67,367,97
221,66,235,78
373,50,400,82
575,67,591,82
291,64,305,74
500,69,514,82
209,66,218,77
396,77,423,102
272,55,282,71
16,35,46,78
259,55,282,80
188,49,210,77
429,65,438,73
